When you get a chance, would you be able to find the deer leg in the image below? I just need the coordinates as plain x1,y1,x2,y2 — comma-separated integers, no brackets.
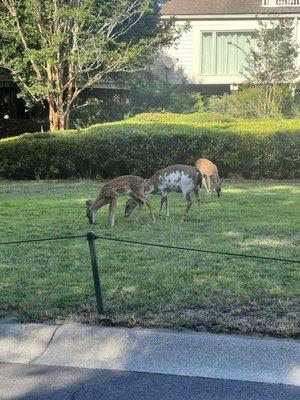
127,195,141,217
202,174,209,194
159,196,164,217
207,176,213,195
133,191,156,222
194,188,201,222
203,175,212,195
109,197,118,227
144,198,156,222
127,194,144,224
159,192,169,219
164,195,170,219
182,192,192,221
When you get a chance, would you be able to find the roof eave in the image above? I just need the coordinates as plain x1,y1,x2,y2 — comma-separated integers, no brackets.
161,13,300,20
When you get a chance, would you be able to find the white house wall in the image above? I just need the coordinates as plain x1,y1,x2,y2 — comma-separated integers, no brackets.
156,17,300,85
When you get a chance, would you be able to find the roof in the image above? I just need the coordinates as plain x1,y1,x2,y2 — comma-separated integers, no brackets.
161,0,300,15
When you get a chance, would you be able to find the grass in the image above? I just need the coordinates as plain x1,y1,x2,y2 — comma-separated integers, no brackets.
0,179,299,338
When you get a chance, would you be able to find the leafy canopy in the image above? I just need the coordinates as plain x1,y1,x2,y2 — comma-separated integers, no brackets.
0,0,179,129
243,19,299,85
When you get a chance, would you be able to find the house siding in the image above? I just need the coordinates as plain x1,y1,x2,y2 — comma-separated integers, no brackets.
154,22,194,83
156,17,300,86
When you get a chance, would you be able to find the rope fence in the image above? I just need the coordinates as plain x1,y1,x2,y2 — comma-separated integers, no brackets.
94,235,300,264
0,234,86,245
1,231,299,314
1,232,299,264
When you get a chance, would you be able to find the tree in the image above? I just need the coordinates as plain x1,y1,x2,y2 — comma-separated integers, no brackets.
0,0,178,130
127,70,205,115
243,19,299,117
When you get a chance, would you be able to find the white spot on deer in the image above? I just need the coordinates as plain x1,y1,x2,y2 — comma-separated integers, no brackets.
162,170,195,194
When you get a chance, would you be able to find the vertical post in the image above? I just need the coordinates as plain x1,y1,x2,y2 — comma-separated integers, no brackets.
86,231,104,314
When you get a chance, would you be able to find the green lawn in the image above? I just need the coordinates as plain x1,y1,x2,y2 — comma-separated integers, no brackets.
0,180,299,338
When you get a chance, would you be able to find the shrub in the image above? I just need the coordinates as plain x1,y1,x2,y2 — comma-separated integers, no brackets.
0,113,299,180
127,71,205,114
208,87,297,119
69,95,128,129
67,72,206,128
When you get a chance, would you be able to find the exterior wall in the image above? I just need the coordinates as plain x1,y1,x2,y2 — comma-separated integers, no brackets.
156,16,300,86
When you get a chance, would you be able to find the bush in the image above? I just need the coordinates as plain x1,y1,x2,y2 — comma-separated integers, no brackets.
0,113,299,180
67,72,206,128
129,112,235,124
208,87,297,119
127,71,205,114
69,95,128,129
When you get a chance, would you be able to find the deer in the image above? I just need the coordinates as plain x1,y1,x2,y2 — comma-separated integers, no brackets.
195,158,221,197
85,175,155,227
124,165,202,221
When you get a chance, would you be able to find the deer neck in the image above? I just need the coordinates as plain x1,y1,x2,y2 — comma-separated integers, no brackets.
145,177,156,194
91,196,108,211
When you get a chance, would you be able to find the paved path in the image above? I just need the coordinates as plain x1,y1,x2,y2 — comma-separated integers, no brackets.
1,362,300,400
1,323,299,386
0,322,299,399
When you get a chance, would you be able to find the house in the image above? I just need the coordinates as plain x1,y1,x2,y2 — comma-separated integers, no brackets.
156,0,300,94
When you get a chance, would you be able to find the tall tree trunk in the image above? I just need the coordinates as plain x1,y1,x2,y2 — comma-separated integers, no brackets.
48,100,70,131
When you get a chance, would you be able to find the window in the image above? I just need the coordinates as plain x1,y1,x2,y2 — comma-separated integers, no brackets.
201,31,254,75
202,33,213,75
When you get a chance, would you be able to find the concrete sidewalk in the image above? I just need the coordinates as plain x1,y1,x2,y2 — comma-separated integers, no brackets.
0,322,299,387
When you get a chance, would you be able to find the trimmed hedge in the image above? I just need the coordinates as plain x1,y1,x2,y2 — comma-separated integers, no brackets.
0,113,299,180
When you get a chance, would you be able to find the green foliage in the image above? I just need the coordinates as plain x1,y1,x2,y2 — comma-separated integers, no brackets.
0,0,179,130
129,112,234,124
292,97,300,118
243,19,299,86
0,113,299,180
208,87,296,119
242,19,299,117
70,72,207,127
69,97,104,129
127,72,205,114
69,96,127,129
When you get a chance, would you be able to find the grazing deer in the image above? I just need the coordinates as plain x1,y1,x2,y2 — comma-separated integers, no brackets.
195,158,221,197
124,165,202,221
86,175,155,227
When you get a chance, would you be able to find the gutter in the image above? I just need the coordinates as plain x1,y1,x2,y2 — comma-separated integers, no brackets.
161,13,300,20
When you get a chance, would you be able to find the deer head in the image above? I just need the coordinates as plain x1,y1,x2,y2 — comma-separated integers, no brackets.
216,178,223,197
124,198,139,218
85,199,95,224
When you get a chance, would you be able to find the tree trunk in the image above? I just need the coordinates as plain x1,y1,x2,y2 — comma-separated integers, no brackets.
48,101,70,131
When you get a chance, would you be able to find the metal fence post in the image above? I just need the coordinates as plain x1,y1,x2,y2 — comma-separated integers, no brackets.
86,231,104,314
